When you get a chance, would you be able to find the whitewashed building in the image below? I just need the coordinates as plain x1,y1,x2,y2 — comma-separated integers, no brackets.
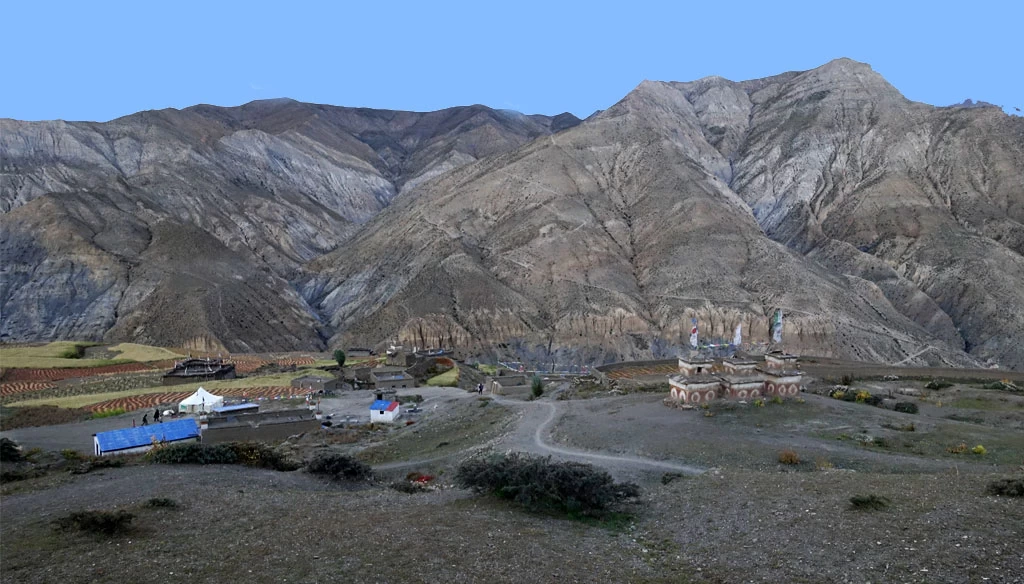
369,399,401,423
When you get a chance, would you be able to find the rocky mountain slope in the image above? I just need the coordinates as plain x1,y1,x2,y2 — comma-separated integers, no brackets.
2,60,1022,368
303,59,1024,369
0,101,579,351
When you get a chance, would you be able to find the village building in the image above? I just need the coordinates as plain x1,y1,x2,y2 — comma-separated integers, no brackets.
93,418,200,457
211,403,260,416
668,375,722,404
291,374,341,393
371,370,414,390
667,352,802,405
760,368,804,397
370,399,401,423
720,357,758,375
162,358,236,386
486,374,532,398
677,355,714,377
763,351,799,370
720,375,765,400
203,408,319,444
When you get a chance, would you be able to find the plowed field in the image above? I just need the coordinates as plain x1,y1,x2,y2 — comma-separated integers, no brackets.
86,386,308,412
227,356,270,373
0,381,57,398
606,364,678,379
2,363,155,382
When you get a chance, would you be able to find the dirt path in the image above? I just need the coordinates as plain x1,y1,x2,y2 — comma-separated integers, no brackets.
490,396,705,475
373,395,705,476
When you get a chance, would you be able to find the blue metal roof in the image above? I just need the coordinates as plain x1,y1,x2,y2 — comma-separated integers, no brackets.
370,400,395,410
95,418,199,453
211,403,259,413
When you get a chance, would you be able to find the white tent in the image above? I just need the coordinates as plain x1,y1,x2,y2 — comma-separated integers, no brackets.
178,387,224,413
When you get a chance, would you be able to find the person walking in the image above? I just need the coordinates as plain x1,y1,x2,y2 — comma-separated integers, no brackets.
154,408,161,423
142,413,149,426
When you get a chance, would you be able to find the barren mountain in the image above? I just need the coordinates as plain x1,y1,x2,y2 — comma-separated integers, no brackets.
303,59,1024,369
2,60,1021,368
0,101,579,351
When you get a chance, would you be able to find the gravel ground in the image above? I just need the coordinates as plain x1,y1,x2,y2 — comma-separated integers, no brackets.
2,381,1022,583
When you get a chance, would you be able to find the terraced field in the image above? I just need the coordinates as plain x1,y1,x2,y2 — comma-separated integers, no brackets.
87,386,306,412
606,363,679,379
1,363,156,382
0,382,57,398
225,355,317,373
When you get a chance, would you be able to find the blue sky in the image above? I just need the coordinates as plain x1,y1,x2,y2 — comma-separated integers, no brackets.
3,0,1021,121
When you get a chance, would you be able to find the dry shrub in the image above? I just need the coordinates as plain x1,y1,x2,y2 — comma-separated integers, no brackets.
815,458,834,471
849,494,890,511
946,442,968,454
456,452,639,515
306,452,372,482
144,497,178,508
986,478,1024,497
0,437,23,462
894,402,919,414
148,442,298,470
778,449,800,465
54,510,134,535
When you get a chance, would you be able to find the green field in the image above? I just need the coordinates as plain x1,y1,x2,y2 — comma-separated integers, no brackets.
8,368,327,409
427,367,459,387
477,364,499,375
0,342,133,369
106,343,185,362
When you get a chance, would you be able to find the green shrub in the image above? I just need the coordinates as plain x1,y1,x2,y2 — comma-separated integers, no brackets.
849,494,890,511
61,449,83,460
54,510,134,535
971,445,987,455
770,396,783,405
57,345,85,359
306,452,372,481
455,453,639,515
531,376,544,398
925,380,953,390
0,438,24,462
840,374,854,386
894,402,919,415
144,497,178,508
986,478,1024,497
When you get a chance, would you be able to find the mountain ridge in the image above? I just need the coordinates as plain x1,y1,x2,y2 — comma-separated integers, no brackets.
2,59,1022,368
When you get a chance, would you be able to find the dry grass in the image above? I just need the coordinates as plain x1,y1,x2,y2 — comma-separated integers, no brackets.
427,367,459,387
106,343,184,362
778,449,801,465
0,342,125,369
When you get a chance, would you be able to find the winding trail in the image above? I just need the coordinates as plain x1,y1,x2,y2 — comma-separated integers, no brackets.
518,398,705,475
374,394,704,476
